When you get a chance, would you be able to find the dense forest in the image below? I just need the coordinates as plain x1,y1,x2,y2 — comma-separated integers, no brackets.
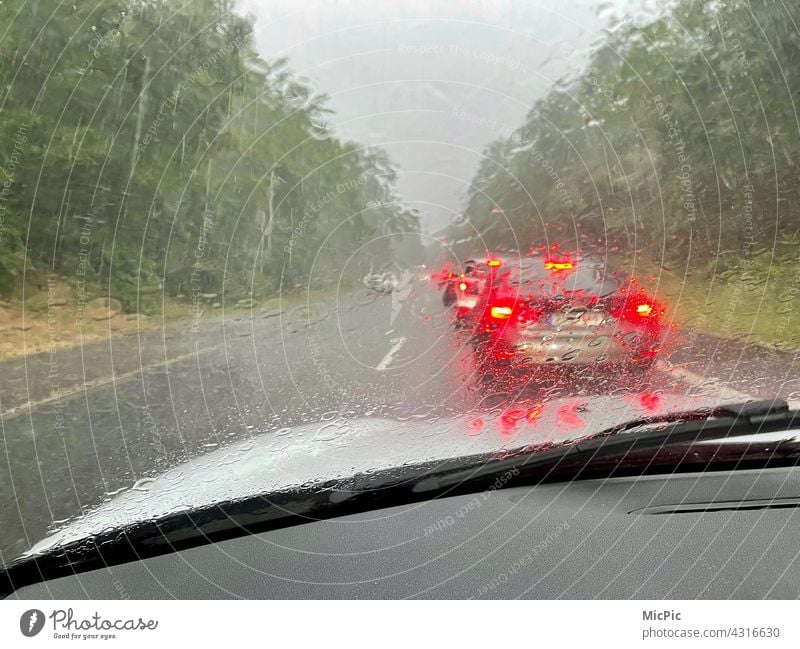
0,0,418,312
458,0,800,296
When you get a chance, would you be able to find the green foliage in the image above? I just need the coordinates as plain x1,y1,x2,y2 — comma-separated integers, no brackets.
462,0,800,268
0,0,418,303
0,222,29,294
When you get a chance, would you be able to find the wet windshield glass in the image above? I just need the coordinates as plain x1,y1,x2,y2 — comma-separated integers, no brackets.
1,0,800,563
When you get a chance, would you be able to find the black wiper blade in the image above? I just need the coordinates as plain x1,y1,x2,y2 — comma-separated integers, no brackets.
579,398,793,442
412,399,800,494
2,400,796,598
0,454,490,597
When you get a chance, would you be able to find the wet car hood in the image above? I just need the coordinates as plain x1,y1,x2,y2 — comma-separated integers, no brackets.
25,391,749,556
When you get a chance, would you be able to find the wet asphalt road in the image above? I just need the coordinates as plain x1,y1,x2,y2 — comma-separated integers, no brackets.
1,277,799,563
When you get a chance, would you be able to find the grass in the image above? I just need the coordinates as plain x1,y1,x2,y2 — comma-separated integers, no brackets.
0,274,347,361
612,251,800,352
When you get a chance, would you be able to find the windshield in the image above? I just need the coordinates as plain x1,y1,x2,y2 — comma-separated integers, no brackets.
2,0,800,566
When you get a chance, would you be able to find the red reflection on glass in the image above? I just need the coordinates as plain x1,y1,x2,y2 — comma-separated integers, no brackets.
556,401,585,429
498,408,527,435
527,403,545,425
468,417,485,434
639,392,661,412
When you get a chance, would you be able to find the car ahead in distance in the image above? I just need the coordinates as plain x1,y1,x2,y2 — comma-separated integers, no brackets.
440,258,502,328
363,270,398,294
467,252,666,376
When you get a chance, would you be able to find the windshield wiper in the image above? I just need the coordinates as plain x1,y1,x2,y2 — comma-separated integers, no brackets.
583,398,795,440
2,400,797,598
411,399,800,494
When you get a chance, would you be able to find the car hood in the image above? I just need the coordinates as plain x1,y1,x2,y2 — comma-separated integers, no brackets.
25,390,747,556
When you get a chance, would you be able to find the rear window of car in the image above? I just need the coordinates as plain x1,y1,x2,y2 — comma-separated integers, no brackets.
504,261,620,297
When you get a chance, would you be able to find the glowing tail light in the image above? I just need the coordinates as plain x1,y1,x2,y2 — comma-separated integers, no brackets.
611,295,662,322
487,259,502,267
458,282,468,291
490,306,513,319
544,261,573,270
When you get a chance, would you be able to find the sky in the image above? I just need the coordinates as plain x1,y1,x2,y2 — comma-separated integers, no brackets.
237,0,657,235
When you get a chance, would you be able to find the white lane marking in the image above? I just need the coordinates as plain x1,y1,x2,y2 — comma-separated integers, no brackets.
390,271,414,325
0,346,218,420
375,336,407,371
655,360,754,402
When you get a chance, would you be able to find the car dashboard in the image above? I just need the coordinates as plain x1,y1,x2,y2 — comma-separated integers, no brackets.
9,465,800,599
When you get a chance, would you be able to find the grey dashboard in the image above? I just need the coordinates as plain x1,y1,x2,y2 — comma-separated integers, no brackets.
12,466,800,599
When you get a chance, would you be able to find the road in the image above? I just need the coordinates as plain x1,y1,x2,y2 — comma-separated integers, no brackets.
1,276,799,563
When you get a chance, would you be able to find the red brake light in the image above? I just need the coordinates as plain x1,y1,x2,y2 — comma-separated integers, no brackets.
458,282,468,291
544,261,573,270
490,306,513,319
487,259,502,267
611,294,662,322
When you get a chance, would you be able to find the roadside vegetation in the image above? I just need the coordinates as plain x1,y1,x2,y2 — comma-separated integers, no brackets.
455,0,800,350
0,0,419,357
